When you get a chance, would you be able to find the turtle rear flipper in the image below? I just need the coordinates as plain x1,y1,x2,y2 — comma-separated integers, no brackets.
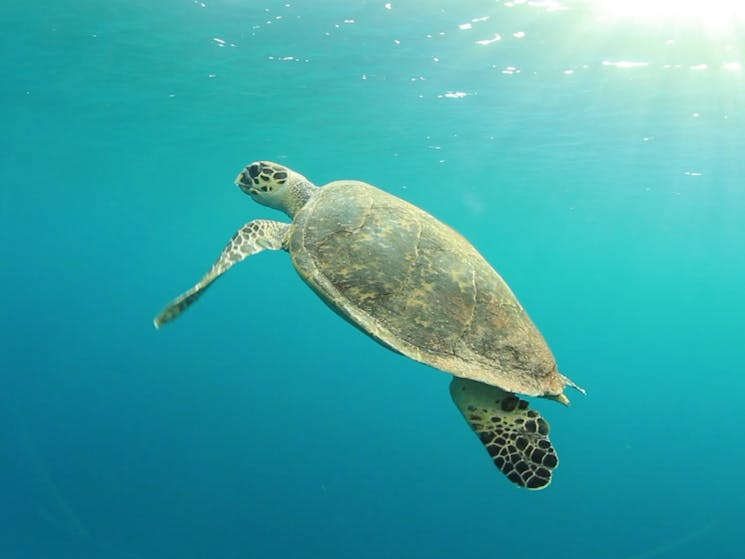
450,377,559,490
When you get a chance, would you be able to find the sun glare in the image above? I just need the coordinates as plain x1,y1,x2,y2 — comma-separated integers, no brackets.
589,0,745,32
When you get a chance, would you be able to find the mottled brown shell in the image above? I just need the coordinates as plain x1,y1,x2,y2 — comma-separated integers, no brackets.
287,180,571,398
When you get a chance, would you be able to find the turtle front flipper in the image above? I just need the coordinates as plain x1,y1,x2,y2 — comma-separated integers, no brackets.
154,219,291,328
449,377,559,490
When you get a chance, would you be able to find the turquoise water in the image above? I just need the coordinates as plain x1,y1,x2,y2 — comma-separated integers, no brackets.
2,0,744,557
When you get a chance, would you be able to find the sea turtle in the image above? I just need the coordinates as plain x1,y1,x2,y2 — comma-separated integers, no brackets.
154,161,584,490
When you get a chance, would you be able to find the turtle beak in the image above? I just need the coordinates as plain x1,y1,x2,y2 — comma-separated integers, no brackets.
236,168,254,194
235,167,249,185
236,162,265,194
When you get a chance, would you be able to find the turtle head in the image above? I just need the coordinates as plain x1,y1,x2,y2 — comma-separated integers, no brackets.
235,161,316,218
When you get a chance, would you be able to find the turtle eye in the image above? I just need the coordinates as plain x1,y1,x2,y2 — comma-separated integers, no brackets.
248,163,261,178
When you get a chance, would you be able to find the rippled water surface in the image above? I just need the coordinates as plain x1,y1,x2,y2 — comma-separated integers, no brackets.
2,1,744,558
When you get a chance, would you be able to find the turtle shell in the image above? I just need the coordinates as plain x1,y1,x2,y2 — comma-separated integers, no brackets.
287,180,569,397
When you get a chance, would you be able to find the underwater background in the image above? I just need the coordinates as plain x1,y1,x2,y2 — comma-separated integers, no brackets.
2,1,744,557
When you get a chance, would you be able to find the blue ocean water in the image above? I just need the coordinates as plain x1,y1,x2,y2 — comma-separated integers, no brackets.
2,0,744,557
